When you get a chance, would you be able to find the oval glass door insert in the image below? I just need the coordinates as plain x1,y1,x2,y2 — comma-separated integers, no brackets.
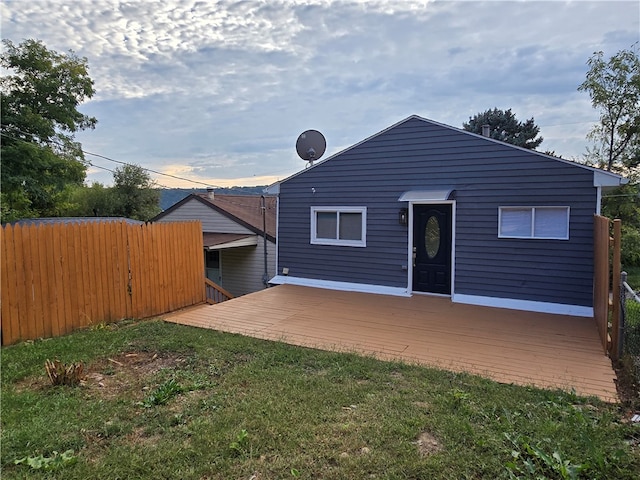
425,215,440,259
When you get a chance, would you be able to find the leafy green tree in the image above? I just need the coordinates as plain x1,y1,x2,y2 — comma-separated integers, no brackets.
64,182,117,217
579,45,640,267
60,166,161,221
112,164,161,221
601,183,640,268
1,39,96,222
463,108,543,150
578,45,640,176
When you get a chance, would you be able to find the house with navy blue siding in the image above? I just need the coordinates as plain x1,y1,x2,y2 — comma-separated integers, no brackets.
267,115,627,317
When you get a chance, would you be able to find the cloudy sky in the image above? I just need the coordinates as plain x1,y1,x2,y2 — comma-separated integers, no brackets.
2,1,638,188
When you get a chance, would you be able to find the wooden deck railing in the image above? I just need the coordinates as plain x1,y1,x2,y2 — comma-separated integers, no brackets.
593,215,623,360
205,278,234,304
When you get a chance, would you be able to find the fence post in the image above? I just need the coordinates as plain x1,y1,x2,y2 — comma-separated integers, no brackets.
610,219,622,361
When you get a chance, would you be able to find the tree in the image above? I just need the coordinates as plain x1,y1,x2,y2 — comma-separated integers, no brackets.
578,45,640,177
64,182,117,217
112,164,161,221
59,165,161,221
0,39,96,222
463,108,543,150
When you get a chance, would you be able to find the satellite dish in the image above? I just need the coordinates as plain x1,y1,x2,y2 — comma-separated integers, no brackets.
296,130,326,165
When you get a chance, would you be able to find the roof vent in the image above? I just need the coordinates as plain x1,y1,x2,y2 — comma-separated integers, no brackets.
481,124,490,137
206,187,215,201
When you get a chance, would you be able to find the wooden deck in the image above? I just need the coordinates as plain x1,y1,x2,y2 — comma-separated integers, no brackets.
163,284,618,402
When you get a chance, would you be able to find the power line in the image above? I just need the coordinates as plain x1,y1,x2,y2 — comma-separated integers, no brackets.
2,129,220,189
84,161,172,189
87,162,115,174
82,149,219,188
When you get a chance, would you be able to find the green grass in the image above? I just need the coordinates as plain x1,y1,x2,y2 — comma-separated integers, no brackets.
624,266,640,290
2,319,639,479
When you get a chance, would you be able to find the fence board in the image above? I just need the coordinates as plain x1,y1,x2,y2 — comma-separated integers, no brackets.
66,223,81,330
114,223,131,318
157,224,167,313
128,225,144,318
1,226,19,343
80,222,96,326
1,220,205,345
190,222,205,305
140,224,154,318
91,222,105,324
53,224,66,335
57,223,71,335
610,219,622,360
43,225,59,338
29,226,45,340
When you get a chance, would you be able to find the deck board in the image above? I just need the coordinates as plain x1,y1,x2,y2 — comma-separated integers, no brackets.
163,285,618,402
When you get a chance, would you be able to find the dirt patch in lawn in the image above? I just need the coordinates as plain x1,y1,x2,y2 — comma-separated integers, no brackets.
84,352,188,398
15,352,187,398
415,431,442,457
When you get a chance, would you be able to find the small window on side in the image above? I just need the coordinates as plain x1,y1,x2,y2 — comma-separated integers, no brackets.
311,207,367,247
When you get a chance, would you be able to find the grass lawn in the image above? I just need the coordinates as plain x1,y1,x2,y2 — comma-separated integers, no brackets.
2,319,639,479
624,266,640,290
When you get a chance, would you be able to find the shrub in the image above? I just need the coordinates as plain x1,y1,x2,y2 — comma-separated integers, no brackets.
44,359,85,386
622,226,640,267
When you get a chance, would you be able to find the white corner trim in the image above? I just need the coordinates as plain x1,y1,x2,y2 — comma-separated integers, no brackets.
452,293,593,317
269,275,411,297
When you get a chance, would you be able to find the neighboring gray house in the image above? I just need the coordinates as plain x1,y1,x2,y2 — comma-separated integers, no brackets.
267,115,626,317
153,193,276,297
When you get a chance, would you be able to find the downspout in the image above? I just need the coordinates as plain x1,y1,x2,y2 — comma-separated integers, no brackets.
261,195,269,287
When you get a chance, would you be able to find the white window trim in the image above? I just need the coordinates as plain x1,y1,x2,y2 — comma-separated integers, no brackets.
498,206,570,240
310,206,367,247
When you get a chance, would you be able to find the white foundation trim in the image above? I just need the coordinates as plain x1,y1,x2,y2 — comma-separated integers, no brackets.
452,293,593,317
269,276,410,297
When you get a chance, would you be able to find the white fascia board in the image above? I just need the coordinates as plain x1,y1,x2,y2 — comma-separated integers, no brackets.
452,293,593,318
269,275,411,297
206,236,258,250
593,170,627,187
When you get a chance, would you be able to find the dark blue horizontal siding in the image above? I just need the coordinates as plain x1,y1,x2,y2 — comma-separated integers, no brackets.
278,117,598,307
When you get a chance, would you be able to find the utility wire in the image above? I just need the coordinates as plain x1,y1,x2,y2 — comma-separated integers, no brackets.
83,149,219,188
2,129,220,188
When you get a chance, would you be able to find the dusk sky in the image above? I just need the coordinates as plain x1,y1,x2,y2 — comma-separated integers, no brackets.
2,1,638,188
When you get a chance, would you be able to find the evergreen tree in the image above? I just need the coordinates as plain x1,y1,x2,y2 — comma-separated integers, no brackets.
463,108,543,150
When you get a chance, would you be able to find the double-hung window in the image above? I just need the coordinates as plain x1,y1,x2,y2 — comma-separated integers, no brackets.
310,207,367,247
498,206,570,240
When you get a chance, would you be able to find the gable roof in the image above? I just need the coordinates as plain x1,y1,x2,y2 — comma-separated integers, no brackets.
153,194,277,242
266,114,627,193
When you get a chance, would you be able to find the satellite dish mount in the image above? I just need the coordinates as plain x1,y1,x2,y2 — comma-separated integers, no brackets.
296,130,326,166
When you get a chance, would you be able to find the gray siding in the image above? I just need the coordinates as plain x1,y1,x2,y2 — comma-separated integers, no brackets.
221,239,276,296
156,197,276,296
158,198,253,234
278,117,597,307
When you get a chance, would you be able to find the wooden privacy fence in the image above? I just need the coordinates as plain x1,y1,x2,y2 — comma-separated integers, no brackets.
593,215,622,359
1,220,206,345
